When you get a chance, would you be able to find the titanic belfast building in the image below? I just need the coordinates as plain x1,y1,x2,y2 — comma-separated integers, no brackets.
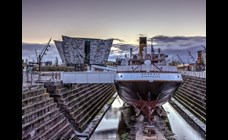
54,36,113,66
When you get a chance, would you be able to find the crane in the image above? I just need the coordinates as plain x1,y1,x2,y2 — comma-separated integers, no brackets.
176,54,185,65
36,37,52,71
187,50,196,62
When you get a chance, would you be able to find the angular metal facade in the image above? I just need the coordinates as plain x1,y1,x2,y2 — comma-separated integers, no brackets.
89,39,113,65
54,40,66,64
54,36,113,66
62,36,85,65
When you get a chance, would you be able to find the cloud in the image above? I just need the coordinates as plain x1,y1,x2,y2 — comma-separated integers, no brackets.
149,36,206,64
179,43,192,47
147,35,205,53
152,35,206,42
138,34,147,37
111,38,125,43
111,43,137,51
108,43,139,61
22,35,206,64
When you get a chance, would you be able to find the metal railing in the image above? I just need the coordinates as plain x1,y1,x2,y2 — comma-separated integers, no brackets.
179,71,206,78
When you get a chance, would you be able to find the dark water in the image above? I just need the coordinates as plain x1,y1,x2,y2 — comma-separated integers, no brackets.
163,102,204,140
90,96,204,140
90,95,124,140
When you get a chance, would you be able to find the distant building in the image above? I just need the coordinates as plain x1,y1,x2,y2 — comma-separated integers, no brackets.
54,36,113,66
45,61,52,66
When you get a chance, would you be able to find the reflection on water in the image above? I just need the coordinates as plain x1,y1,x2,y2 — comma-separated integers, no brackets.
90,96,204,140
162,102,205,140
90,95,124,140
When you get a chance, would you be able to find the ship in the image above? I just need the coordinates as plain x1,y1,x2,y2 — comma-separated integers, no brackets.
114,37,182,122
54,35,182,124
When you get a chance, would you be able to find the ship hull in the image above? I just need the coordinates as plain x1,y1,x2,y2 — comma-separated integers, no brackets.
114,81,181,122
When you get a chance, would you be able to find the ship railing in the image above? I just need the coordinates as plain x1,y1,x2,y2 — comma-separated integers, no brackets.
179,71,206,79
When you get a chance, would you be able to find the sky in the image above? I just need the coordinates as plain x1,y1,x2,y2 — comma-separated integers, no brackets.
22,0,205,44
22,0,206,63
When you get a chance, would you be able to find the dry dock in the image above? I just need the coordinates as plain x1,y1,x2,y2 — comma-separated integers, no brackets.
171,71,206,138
22,72,116,140
22,71,206,140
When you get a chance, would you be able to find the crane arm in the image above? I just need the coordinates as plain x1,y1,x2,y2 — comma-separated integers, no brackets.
176,54,185,65
39,37,52,60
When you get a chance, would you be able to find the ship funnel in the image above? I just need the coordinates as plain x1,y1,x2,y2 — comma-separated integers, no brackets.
151,38,154,61
143,47,147,59
130,48,133,59
139,37,147,61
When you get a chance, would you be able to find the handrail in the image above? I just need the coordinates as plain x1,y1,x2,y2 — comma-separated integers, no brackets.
179,71,206,78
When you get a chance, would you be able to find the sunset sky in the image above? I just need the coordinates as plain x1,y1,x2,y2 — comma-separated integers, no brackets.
22,0,205,44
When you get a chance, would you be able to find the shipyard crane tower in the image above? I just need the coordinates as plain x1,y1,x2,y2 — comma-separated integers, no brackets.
37,37,52,71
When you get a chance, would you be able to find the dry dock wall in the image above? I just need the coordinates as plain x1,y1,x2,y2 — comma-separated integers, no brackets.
22,84,77,140
173,74,206,124
47,83,116,132
22,83,116,140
